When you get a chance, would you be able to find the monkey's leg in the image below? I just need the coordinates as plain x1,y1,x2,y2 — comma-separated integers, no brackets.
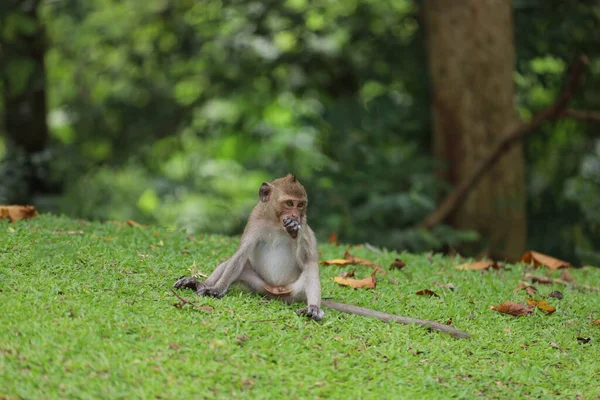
203,260,230,286
237,264,269,295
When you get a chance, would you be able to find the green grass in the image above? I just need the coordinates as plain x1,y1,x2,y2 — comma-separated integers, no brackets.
1,215,599,399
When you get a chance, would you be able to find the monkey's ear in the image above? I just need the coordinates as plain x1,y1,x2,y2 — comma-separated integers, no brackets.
286,173,297,182
259,182,273,202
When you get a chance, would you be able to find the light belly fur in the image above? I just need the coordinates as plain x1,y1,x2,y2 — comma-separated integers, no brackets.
250,235,300,286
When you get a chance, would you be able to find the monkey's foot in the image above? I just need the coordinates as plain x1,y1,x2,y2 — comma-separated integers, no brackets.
202,286,226,299
296,305,324,321
174,276,209,295
283,216,301,239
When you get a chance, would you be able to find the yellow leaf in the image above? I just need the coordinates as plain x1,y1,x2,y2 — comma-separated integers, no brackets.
455,261,497,271
332,271,376,289
525,298,556,314
321,259,354,266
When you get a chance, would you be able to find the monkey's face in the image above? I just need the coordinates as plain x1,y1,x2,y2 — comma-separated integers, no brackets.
278,197,305,222
278,197,306,238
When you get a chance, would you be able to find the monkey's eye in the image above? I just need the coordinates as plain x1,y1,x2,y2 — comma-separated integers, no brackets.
297,202,305,208
286,200,294,207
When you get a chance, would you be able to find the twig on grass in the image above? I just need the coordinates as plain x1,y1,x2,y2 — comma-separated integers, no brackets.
170,289,214,311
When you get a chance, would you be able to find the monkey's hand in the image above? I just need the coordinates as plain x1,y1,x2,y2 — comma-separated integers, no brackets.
296,305,325,321
174,276,226,298
283,216,301,239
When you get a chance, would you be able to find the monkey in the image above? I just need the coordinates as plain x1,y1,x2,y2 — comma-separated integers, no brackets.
174,173,324,320
174,174,470,338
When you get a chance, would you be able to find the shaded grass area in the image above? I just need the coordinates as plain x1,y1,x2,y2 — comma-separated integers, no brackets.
1,215,599,398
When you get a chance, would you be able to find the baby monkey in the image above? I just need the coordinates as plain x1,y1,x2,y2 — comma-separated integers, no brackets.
174,174,324,320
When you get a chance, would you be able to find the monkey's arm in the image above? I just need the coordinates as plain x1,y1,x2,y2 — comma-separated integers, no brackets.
321,300,470,339
174,233,259,298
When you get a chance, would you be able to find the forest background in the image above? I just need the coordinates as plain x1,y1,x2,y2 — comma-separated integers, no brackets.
1,0,599,264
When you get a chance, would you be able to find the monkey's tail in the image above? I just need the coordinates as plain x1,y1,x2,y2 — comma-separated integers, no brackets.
321,300,470,339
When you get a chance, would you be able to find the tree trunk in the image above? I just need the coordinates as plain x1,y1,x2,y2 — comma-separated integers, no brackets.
1,0,49,154
423,0,526,260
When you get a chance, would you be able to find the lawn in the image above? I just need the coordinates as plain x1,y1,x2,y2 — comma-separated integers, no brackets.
1,215,599,399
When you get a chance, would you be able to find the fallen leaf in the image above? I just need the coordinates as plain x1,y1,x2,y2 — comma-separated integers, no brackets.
332,271,376,289
490,302,534,316
526,298,556,314
264,285,292,296
390,258,406,270
560,269,574,282
416,289,439,297
321,252,386,274
590,319,600,326
0,205,38,222
577,337,591,344
455,261,498,271
126,219,148,229
328,233,338,245
338,270,355,279
548,291,564,300
344,251,387,275
513,283,538,296
321,259,354,266
521,251,571,270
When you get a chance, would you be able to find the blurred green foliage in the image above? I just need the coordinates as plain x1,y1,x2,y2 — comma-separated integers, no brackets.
1,0,599,262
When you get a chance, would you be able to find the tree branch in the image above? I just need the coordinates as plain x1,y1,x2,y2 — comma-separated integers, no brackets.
420,55,590,230
562,109,600,123
322,300,470,338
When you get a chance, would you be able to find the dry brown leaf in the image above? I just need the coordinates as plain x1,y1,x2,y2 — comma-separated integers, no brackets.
322,251,386,274
561,269,574,282
455,261,498,271
513,283,538,297
332,271,376,289
338,270,355,279
0,205,38,222
321,259,354,266
264,284,293,296
526,298,556,314
490,302,534,316
521,251,571,270
590,318,600,326
344,251,387,274
126,219,148,228
416,289,439,298
328,233,338,245
389,258,406,270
